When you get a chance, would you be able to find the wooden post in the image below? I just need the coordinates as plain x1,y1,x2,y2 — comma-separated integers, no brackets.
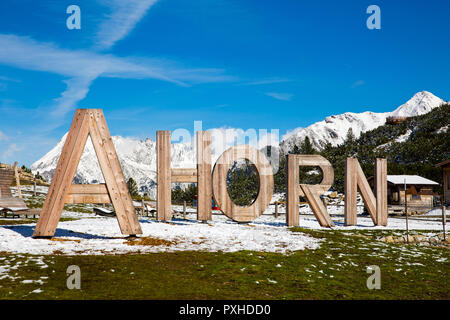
157,131,172,221
183,200,187,220
286,155,299,227
196,131,212,222
375,158,388,226
404,179,409,244
344,158,357,226
275,201,279,218
33,109,142,238
442,194,446,242
13,162,22,199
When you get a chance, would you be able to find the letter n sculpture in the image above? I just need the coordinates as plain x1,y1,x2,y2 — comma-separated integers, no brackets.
344,157,387,226
33,109,142,238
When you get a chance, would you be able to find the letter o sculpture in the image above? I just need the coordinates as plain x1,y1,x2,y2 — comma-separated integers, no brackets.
212,145,274,222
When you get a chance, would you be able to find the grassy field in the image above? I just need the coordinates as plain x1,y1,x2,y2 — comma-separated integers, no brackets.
0,227,448,300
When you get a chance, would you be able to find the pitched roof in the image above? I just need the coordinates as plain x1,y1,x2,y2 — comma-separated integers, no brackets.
436,158,450,168
387,175,439,186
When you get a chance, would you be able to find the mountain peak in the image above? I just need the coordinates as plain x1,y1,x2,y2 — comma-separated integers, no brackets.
280,91,445,153
389,91,444,118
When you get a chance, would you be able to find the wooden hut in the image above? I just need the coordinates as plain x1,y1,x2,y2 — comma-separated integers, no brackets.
369,175,438,214
385,116,408,125
436,159,450,205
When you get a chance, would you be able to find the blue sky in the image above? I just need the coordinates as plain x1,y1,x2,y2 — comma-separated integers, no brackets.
0,0,449,166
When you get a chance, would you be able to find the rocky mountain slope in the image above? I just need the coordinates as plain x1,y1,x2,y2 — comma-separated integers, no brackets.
280,91,444,152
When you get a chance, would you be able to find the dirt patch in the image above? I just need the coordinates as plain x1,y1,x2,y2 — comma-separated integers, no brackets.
125,237,176,247
50,238,81,243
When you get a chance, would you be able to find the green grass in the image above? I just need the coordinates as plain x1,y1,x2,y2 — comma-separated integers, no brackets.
0,227,448,300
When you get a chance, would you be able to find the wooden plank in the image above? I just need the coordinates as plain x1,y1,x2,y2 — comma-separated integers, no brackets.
344,158,357,226
0,167,14,198
66,194,111,204
68,184,109,194
212,145,273,222
0,169,14,176
66,184,112,204
197,131,212,221
300,184,334,227
0,187,12,198
286,154,299,227
171,168,197,177
89,110,142,235
13,162,22,198
375,158,388,226
0,197,28,208
157,131,172,221
33,109,91,237
171,168,197,182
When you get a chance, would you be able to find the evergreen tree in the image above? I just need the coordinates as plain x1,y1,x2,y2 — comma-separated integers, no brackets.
127,177,139,197
34,171,44,181
172,184,197,205
300,136,316,154
345,128,356,145
226,160,259,206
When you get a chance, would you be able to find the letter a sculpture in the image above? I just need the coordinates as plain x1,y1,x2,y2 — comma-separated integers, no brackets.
33,109,142,238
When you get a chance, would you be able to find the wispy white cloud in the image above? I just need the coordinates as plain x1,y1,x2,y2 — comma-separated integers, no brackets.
0,34,182,83
51,76,96,118
94,0,158,51
350,80,365,88
0,34,234,118
2,143,21,159
0,75,20,91
241,77,291,86
0,75,20,83
0,130,9,141
265,92,293,101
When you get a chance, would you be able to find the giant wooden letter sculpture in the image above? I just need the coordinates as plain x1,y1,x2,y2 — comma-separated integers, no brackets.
33,109,142,238
157,130,212,222
212,145,273,222
286,155,335,227
344,158,387,226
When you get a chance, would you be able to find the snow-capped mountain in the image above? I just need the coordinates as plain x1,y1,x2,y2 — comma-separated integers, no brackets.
280,91,444,153
31,135,196,199
31,91,445,196
390,91,444,117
